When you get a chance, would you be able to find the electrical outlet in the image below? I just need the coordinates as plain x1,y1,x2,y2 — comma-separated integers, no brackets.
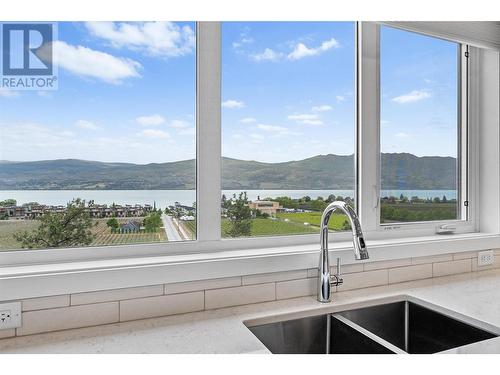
478,250,495,267
0,302,21,330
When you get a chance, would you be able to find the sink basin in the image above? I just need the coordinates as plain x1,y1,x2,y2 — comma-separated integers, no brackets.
246,299,498,354
337,300,497,354
248,314,397,354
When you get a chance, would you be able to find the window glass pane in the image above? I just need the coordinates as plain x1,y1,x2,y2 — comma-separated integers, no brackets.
0,21,196,251
221,22,356,238
380,26,460,224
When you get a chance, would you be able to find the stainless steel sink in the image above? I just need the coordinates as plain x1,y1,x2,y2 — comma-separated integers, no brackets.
246,299,498,354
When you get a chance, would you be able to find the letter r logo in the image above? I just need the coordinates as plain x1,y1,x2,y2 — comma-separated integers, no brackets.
2,23,53,76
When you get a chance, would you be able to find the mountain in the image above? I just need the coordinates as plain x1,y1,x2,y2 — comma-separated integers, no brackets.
0,153,456,190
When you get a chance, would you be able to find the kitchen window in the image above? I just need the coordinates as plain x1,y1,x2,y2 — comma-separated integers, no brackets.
0,21,197,252
0,22,483,266
220,21,356,239
379,25,465,225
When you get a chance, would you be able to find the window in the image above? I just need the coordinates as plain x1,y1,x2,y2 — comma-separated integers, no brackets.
0,21,480,262
379,25,465,225
221,22,356,238
0,21,196,251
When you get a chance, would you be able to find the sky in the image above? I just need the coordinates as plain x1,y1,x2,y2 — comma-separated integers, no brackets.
0,22,458,164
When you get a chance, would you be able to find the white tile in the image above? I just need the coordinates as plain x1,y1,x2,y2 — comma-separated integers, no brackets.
307,268,318,278
388,264,433,284
0,329,16,339
337,269,388,292
363,258,412,271
17,302,119,336
205,283,275,310
71,285,163,305
276,278,317,300
412,254,453,265
22,295,70,311
453,251,478,260
242,270,307,285
433,259,472,277
335,263,364,274
120,292,204,322
164,277,241,294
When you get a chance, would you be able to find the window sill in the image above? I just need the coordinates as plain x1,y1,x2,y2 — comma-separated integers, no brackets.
1,232,499,301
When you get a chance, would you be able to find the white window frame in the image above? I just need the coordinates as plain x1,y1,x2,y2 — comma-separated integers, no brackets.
0,21,486,268
358,22,479,240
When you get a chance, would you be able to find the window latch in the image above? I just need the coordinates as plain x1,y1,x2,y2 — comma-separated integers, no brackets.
436,224,457,235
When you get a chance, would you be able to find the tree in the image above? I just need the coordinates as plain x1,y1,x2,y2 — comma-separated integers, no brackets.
106,217,119,231
143,212,162,232
14,198,96,249
226,192,252,237
0,199,16,206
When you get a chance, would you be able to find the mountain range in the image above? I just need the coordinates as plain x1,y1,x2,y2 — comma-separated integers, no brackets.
0,153,456,190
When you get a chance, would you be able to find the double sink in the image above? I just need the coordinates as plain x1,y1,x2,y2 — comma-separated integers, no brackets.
246,298,498,354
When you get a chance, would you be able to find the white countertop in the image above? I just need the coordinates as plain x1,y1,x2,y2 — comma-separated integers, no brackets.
2,269,500,354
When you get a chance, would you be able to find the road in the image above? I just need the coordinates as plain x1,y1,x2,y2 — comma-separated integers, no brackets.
162,214,182,241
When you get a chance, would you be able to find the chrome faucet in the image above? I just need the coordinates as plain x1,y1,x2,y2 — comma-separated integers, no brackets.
318,201,369,303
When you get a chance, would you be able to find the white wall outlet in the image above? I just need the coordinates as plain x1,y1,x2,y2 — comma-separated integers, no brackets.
478,250,495,267
0,302,21,330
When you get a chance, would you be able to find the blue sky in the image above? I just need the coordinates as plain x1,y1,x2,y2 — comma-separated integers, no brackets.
0,22,458,164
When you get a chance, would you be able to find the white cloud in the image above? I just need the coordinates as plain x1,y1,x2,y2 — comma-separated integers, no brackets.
37,91,53,98
336,95,345,102
288,114,319,121
178,127,195,136
395,132,412,138
240,117,257,124
85,22,195,58
251,48,284,62
287,38,340,60
222,99,245,109
136,114,165,126
288,113,323,126
392,90,431,104
0,89,20,98
300,119,324,126
256,124,299,136
169,120,189,128
257,124,287,133
250,133,264,140
311,105,332,113
140,129,170,138
40,41,141,84
75,120,99,130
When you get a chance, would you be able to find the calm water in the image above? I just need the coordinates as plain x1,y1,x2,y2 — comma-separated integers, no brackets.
0,189,457,207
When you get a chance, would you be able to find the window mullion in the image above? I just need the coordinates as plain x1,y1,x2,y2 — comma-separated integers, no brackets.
357,22,380,232
196,22,222,242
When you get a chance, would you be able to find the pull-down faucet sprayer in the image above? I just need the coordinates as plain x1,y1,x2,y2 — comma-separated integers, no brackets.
318,201,369,303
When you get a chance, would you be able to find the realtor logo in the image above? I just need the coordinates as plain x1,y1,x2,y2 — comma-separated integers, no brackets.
1,22,58,90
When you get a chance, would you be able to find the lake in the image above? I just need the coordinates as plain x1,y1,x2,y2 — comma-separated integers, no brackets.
0,189,457,207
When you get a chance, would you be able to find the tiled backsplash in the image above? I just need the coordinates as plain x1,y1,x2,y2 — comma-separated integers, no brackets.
1,249,499,339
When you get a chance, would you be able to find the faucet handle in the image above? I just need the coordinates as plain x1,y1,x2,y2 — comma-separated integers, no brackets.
330,258,343,287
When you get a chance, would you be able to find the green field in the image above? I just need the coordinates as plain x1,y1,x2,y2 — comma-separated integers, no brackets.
0,220,39,250
277,212,349,231
221,216,318,238
381,202,457,223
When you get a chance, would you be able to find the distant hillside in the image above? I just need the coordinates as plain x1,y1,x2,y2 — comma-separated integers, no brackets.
0,153,456,190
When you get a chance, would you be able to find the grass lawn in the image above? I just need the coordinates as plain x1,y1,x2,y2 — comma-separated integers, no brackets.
0,220,39,250
277,212,349,231
222,217,318,238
